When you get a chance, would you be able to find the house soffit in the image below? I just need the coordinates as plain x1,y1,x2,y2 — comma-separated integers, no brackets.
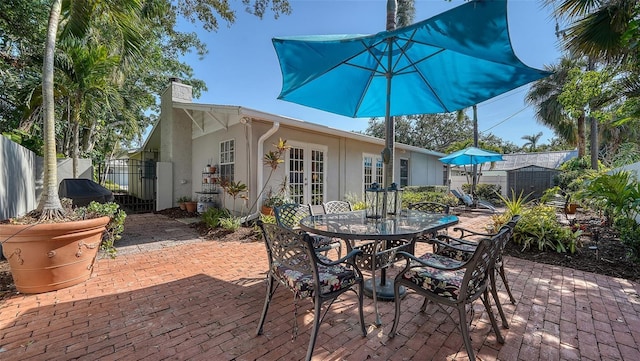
173,102,242,138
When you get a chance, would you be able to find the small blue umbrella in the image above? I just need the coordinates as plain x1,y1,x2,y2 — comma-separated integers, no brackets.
439,146,504,166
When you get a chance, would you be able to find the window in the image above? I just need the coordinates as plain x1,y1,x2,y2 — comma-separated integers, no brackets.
400,158,409,187
219,139,235,183
363,153,383,190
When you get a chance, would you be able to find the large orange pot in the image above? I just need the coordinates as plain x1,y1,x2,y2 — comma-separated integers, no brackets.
0,216,110,294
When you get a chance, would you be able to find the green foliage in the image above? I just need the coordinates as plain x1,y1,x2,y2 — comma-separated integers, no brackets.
219,217,241,231
81,201,126,258
511,205,580,254
176,196,191,203
401,188,458,207
201,207,230,228
259,213,277,224
614,217,640,259
461,183,502,204
497,190,531,217
577,171,640,257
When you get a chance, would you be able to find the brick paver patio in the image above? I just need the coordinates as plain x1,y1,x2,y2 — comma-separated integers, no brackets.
1,212,639,360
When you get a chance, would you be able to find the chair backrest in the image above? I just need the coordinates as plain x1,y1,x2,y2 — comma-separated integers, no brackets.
450,189,473,206
323,201,352,214
408,201,449,214
308,204,325,216
257,221,316,280
459,226,509,300
274,203,311,230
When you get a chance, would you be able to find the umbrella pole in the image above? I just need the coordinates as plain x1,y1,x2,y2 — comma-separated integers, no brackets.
382,36,395,217
471,105,479,205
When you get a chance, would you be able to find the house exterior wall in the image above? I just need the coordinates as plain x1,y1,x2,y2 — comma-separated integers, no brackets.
160,83,193,205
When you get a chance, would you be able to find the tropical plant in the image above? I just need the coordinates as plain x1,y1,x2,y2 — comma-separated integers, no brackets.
511,204,580,254
201,207,231,229
221,180,248,215
526,56,585,157
521,132,543,152
219,216,241,232
83,201,127,258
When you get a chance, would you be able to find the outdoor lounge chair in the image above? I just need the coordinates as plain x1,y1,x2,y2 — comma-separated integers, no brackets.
255,221,366,361
451,189,497,213
434,214,521,329
389,227,509,360
274,203,342,257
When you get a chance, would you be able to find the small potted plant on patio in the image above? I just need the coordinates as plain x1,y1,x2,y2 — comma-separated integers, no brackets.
177,196,190,210
261,190,288,215
184,198,198,213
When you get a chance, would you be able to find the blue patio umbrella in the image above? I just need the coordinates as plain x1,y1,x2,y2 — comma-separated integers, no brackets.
439,146,504,166
272,0,551,192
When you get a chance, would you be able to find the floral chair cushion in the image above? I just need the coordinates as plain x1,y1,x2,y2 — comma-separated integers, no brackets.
437,243,476,262
402,253,467,301
273,255,357,299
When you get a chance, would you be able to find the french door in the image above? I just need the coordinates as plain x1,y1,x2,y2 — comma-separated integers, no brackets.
287,142,327,205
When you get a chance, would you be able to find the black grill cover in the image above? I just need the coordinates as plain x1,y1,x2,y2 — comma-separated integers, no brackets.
58,179,115,207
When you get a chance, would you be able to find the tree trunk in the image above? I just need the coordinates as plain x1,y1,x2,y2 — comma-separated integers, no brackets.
577,112,586,157
38,0,64,219
590,116,598,169
72,120,79,178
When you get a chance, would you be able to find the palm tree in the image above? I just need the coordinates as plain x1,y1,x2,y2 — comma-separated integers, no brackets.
526,56,586,157
521,132,543,152
39,0,145,219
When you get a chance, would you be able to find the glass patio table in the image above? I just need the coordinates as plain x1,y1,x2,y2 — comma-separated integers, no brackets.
299,209,459,326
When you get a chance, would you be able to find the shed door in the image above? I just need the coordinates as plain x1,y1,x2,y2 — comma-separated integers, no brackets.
287,143,327,205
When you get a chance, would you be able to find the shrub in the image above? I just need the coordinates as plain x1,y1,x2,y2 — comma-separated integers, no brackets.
82,201,127,258
219,216,241,231
461,183,502,204
201,207,230,228
511,204,580,254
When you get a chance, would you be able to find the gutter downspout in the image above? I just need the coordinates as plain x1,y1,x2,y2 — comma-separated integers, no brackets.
256,122,280,210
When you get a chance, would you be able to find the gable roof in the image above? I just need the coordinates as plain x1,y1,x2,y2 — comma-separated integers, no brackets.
490,150,578,171
141,100,446,158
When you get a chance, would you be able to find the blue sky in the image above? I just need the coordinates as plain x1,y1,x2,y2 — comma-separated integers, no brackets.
178,0,564,147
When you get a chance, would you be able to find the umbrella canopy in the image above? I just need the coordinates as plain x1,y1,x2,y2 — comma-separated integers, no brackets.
439,146,504,166
272,0,550,205
272,0,551,118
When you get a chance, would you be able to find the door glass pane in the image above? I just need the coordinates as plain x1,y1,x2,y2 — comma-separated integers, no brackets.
289,147,304,204
310,149,325,205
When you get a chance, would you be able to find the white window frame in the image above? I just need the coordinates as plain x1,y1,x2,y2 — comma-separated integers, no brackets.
400,158,409,187
219,139,235,182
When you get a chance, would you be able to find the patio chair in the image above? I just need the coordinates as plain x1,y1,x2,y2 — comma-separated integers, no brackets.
389,227,509,360
407,201,451,246
434,215,521,328
323,200,353,214
451,189,497,213
255,221,366,361
274,203,342,257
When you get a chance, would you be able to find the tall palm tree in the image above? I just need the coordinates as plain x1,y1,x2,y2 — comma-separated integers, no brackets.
526,56,586,157
39,0,145,219
521,132,543,152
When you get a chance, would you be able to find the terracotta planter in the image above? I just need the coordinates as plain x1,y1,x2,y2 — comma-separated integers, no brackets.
0,216,110,294
565,203,578,214
185,201,197,213
261,206,274,216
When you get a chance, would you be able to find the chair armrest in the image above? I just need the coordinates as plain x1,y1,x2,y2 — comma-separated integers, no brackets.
451,226,494,239
436,234,479,247
315,249,363,267
429,237,478,254
395,251,465,271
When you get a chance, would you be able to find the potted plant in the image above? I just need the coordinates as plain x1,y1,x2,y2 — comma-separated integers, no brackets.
0,199,126,293
177,196,190,211
262,190,288,215
184,198,198,213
